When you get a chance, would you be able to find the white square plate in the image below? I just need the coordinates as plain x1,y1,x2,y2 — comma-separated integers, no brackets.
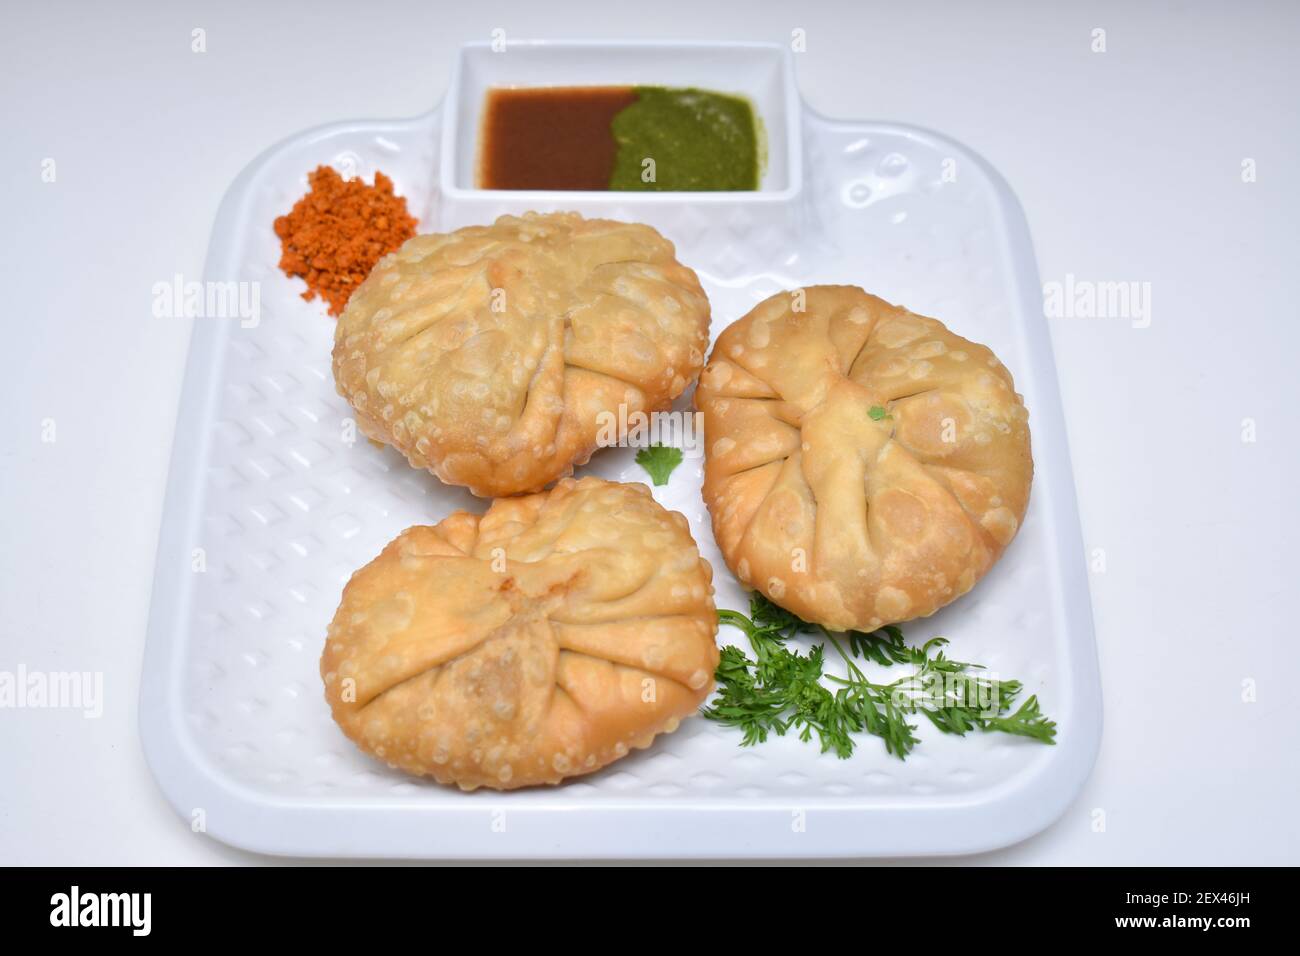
140,41,1100,858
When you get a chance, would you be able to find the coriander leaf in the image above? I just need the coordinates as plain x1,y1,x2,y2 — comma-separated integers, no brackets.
868,405,892,421
976,693,1057,743
635,444,684,486
846,623,912,667
704,599,1058,760
750,591,816,635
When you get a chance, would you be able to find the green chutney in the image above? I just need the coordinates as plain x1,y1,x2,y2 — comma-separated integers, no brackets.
609,86,764,191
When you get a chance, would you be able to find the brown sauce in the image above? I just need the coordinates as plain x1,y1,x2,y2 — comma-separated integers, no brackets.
478,86,637,190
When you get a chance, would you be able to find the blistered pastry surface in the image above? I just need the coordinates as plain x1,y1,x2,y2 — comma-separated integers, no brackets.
697,286,1032,632
322,478,718,790
333,211,710,497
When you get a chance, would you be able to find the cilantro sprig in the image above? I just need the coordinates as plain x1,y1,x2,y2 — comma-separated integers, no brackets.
702,593,1057,759
635,444,684,486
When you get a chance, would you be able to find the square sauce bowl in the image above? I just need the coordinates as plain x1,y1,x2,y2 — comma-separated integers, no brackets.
436,40,803,232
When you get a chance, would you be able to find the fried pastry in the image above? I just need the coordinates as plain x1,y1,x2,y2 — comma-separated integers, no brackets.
696,286,1032,632
333,211,711,497
321,477,719,790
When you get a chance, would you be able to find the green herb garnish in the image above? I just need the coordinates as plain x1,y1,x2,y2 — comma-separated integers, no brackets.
702,592,1057,759
868,405,892,421
635,444,684,486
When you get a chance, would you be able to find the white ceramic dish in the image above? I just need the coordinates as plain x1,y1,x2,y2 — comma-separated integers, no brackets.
443,41,801,203
140,40,1101,859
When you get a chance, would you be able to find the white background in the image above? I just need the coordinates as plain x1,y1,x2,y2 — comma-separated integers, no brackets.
1,0,1296,865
